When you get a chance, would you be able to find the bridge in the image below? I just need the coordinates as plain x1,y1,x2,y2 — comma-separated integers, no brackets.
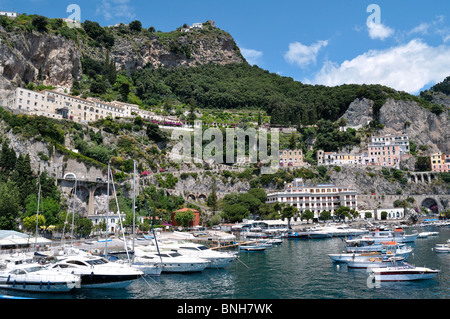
58,176,117,217
358,194,450,214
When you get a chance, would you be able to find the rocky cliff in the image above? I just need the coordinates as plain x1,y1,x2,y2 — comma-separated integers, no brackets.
0,19,244,96
342,97,449,154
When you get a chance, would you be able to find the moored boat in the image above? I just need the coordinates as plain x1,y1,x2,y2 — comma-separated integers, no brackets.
345,256,405,269
47,255,143,288
434,240,450,253
0,263,81,293
368,263,440,281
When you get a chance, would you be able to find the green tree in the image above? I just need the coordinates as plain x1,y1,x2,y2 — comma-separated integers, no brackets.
222,203,249,223
334,206,351,221
302,209,314,223
0,181,20,230
174,209,195,228
319,210,331,221
129,20,142,32
32,15,49,32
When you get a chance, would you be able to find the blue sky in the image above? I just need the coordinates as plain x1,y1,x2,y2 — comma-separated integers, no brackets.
2,0,450,94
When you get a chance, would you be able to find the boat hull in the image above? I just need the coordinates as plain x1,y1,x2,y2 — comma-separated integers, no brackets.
369,267,440,281
0,275,80,293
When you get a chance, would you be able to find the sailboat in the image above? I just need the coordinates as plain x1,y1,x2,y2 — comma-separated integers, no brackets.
49,165,144,288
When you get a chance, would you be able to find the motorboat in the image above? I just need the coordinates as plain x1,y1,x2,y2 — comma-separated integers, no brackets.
47,255,143,288
0,253,35,271
418,232,439,238
239,245,266,252
434,239,450,253
305,226,333,239
329,247,412,263
368,263,440,281
0,263,81,293
345,239,412,255
345,256,405,269
361,229,418,243
134,247,210,273
158,242,238,268
318,224,368,237
127,257,164,276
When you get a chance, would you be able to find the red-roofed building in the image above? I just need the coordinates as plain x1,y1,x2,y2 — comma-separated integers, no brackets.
171,208,200,227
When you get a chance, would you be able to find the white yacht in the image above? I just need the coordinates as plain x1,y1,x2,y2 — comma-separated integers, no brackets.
134,247,210,273
158,242,238,268
47,255,143,288
0,263,81,293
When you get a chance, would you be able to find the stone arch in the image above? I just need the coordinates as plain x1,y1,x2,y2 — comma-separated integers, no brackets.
64,173,77,180
421,197,439,214
197,193,207,201
186,193,196,201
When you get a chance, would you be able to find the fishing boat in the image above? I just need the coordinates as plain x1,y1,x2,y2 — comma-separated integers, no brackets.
345,239,412,255
345,256,405,269
434,239,450,253
47,255,143,288
328,247,412,263
361,229,418,243
368,263,440,281
0,263,81,293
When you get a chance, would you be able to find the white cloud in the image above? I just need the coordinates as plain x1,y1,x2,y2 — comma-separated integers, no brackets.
284,40,328,68
312,39,450,94
240,48,263,66
409,22,430,35
96,0,136,21
367,21,394,40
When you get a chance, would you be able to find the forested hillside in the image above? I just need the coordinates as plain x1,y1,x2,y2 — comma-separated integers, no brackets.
130,63,440,126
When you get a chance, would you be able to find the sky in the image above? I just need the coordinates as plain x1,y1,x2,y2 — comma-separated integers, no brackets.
2,0,450,94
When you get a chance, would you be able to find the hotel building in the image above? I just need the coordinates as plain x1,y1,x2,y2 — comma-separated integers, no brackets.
6,87,155,124
266,178,358,220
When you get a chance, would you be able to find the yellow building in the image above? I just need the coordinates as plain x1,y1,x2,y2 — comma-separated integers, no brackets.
279,149,303,167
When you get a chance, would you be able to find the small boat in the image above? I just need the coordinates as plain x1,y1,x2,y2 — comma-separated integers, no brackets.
418,232,439,238
0,264,81,293
345,256,405,269
368,263,440,282
329,248,412,263
434,240,450,253
239,244,266,252
361,229,418,243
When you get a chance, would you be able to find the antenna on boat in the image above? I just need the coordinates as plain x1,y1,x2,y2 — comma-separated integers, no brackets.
34,182,41,252
104,164,110,256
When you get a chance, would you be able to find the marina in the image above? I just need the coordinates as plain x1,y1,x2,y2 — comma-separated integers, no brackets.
0,224,448,300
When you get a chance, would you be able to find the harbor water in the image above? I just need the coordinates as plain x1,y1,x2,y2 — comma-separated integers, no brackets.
1,226,449,300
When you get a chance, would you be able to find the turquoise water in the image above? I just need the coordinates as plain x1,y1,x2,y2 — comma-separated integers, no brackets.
2,227,449,300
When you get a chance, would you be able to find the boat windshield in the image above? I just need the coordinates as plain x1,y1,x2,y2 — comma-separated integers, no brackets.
23,266,45,273
85,258,109,266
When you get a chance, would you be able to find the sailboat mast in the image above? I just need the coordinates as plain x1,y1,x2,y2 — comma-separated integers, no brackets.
105,164,110,256
34,183,41,251
133,160,136,252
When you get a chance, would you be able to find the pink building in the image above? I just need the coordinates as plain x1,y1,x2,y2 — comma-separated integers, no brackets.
431,153,450,172
368,144,400,167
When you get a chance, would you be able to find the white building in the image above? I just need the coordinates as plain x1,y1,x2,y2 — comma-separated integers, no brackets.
0,11,18,18
6,87,155,124
266,178,358,220
359,208,405,220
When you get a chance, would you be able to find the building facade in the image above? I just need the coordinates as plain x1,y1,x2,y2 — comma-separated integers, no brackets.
266,178,358,220
431,153,450,172
279,149,303,167
6,87,159,124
